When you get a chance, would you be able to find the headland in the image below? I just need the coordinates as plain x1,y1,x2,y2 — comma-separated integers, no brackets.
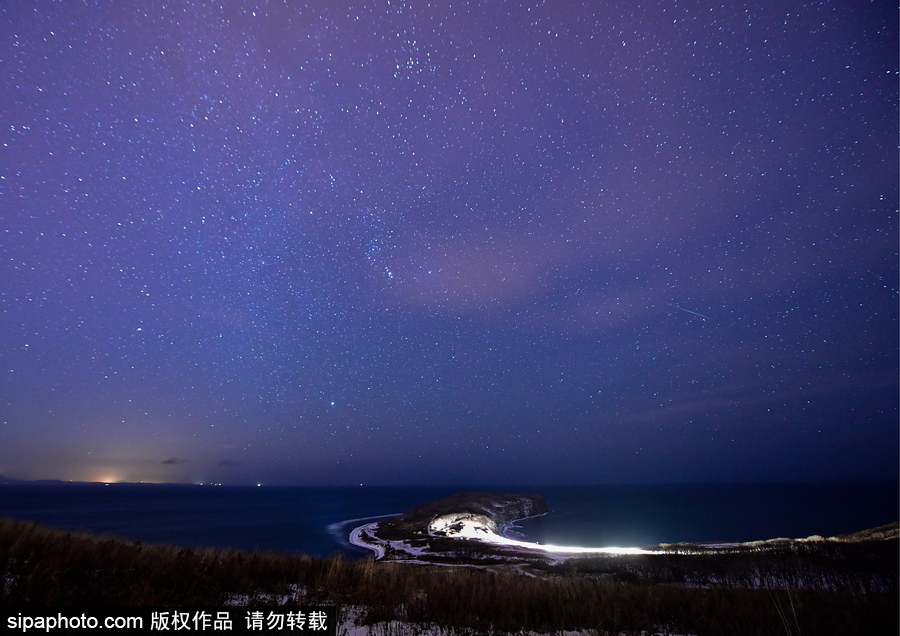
349,491,900,580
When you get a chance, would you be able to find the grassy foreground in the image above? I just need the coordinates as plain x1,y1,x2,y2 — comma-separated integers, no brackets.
1,517,896,635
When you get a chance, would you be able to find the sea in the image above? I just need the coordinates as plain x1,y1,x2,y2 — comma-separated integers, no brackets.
0,482,896,558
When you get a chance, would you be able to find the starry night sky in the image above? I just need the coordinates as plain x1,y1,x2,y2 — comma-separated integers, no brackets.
1,0,896,486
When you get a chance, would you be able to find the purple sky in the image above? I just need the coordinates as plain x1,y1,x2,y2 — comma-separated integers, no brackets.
1,0,896,485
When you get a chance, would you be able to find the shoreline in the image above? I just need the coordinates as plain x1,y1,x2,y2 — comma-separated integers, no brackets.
348,516,654,561
3,515,895,635
348,521,386,559
346,492,661,563
346,491,900,567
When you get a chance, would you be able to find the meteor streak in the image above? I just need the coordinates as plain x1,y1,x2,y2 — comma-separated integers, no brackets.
670,304,711,320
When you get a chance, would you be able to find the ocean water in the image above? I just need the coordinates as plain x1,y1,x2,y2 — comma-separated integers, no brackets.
511,482,899,547
0,482,896,558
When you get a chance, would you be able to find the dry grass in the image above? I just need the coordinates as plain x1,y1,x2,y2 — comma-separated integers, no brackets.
1,517,896,635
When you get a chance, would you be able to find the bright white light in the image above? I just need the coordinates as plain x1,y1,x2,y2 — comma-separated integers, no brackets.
429,514,653,556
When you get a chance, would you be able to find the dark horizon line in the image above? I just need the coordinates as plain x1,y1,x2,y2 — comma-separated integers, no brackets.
1,475,897,488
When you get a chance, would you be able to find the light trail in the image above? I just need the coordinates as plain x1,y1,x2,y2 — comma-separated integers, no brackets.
670,304,712,320
429,514,654,555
